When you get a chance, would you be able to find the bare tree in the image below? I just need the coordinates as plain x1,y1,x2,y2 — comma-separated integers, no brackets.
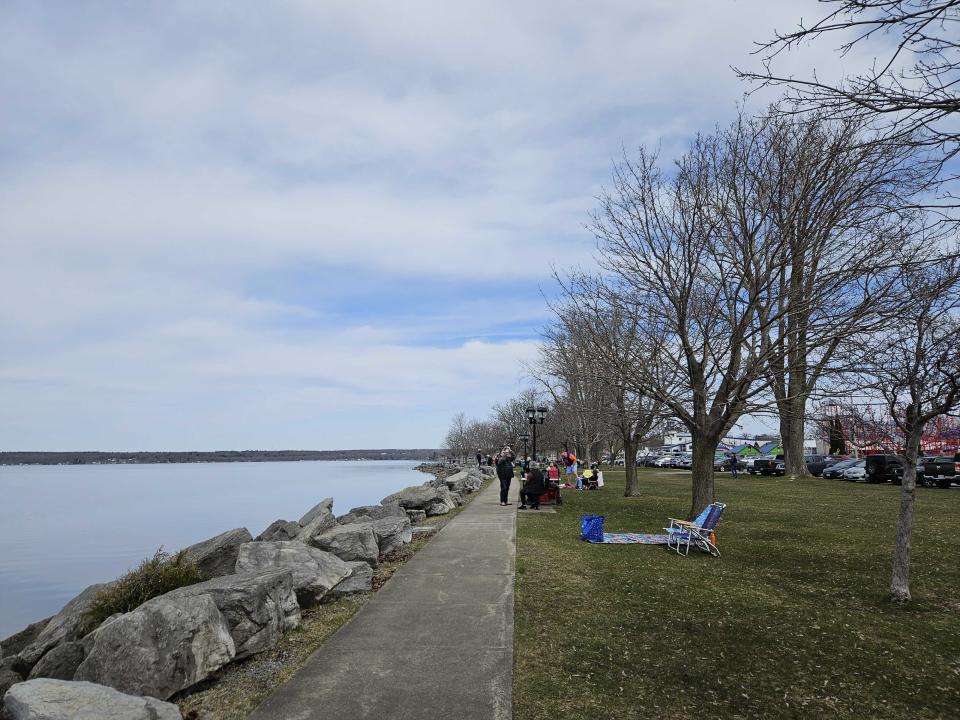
443,412,471,463
739,0,960,184
591,113,794,515
756,110,930,475
544,276,667,496
857,253,960,602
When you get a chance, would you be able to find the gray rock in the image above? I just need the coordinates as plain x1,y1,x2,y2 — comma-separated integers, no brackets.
295,504,337,545
74,594,234,700
310,524,379,567
26,642,84,681
3,679,182,720
327,562,373,598
298,498,333,527
1,618,51,660
1,664,23,700
445,470,482,495
164,570,300,660
370,516,412,557
380,484,457,515
337,503,405,525
19,584,113,670
255,519,301,542
181,528,252,579
404,509,426,524
411,526,438,538
235,541,351,607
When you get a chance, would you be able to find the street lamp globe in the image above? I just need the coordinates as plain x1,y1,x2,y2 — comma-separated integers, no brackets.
525,407,536,422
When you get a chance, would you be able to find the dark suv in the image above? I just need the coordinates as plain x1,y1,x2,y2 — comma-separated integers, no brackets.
864,454,906,484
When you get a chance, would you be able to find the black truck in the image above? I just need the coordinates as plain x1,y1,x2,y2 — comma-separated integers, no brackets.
922,453,960,489
751,454,785,476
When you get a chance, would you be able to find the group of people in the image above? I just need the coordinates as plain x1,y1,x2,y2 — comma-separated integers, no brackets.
490,447,602,509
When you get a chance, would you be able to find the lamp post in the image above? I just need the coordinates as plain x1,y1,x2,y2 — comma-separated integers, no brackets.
519,433,530,471
526,406,548,463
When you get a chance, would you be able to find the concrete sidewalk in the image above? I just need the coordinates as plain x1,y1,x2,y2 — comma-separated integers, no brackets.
249,478,516,720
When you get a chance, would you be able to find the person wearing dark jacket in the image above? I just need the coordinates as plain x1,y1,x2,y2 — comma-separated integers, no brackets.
519,464,546,510
495,447,515,506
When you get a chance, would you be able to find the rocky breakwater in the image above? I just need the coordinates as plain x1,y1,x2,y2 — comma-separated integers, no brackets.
0,465,488,719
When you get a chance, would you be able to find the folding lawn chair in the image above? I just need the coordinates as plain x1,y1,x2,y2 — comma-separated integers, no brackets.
664,502,726,557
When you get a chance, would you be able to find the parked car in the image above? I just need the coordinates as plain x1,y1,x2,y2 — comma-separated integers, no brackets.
774,460,785,475
804,454,848,477
922,452,960,489
714,455,733,471
864,454,906,484
822,459,860,479
842,460,867,481
749,454,783,476
653,455,676,467
678,454,694,469
740,455,760,472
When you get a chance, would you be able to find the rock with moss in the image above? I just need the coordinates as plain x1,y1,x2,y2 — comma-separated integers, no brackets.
74,594,235,700
180,528,252,579
163,570,300,660
3,679,183,720
235,541,351,607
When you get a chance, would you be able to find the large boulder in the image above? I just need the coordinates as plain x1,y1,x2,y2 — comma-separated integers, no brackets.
327,561,374,598
370,516,412,557
18,584,113,671
164,570,300,660
181,528,252,579
336,503,405,525
3,679,182,720
298,498,334,527
445,470,482,495
26,642,85,681
295,502,337,545
255,519,301,542
405,509,426,525
380,484,457,516
1,618,51,660
235,542,351,607
309,524,379,567
74,594,234,700
411,526,438,539
0,661,23,699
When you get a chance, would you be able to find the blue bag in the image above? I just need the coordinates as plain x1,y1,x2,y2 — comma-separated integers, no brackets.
581,514,605,543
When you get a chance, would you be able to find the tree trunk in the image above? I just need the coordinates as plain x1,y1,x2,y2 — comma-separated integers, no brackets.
780,399,811,477
890,427,922,603
623,437,640,497
690,432,717,517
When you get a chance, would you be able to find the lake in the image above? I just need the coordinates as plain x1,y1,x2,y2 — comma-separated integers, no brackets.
0,460,428,638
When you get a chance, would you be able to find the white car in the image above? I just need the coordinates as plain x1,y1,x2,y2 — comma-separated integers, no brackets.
842,460,866,482
654,455,677,467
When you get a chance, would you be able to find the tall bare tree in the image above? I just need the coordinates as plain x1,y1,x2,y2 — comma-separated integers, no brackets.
757,110,929,475
857,253,960,602
591,113,793,515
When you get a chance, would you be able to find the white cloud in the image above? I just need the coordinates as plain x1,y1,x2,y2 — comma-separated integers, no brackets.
0,0,885,448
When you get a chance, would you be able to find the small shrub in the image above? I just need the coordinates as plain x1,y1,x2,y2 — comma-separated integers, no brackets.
83,548,205,633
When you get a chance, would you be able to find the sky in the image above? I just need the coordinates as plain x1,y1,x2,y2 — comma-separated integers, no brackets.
0,1,872,451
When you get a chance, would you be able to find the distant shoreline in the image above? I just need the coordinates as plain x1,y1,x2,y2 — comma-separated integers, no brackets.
0,449,443,466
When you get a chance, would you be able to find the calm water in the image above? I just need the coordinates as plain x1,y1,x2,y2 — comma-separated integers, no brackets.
0,460,426,637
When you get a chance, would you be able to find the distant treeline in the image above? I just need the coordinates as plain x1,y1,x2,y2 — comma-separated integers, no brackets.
0,449,444,466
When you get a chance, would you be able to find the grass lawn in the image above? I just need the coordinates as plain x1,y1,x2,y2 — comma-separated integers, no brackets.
513,469,960,719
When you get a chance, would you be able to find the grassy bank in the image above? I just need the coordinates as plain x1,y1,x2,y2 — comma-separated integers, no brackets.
513,469,960,719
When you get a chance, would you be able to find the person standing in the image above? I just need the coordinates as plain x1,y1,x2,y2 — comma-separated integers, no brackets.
730,453,739,478
496,446,515,506
476,449,483,468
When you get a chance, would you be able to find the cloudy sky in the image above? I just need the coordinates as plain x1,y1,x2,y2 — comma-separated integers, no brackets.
0,1,869,451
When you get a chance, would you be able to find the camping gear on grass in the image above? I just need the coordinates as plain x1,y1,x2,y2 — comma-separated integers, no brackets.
580,514,605,542
664,502,726,557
